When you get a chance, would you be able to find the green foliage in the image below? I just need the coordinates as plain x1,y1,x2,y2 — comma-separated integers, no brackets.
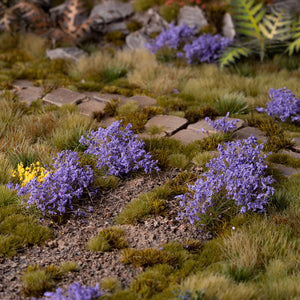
159,3,180,23
0,185,19,207
121,248,178,268
87,226,128,252
20,262,75,298
215,92,249,115
126,19,143,32
267,153,300,169
198,239,224,268
219,47,251,68
167,153,190,169
0,153,13,184
101,277,121,292
133,0,163,12
192,151,218,170
288,16,300,55
184,106,219,123
105,31,126,47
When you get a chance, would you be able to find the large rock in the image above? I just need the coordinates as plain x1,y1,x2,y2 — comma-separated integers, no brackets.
222,13,235,40
129,95,157,107
177,6,208,34
16,86,43,105
78,99,106,117
126,31,149,49
49,3,66,24
90,1,134,26
139,9,169,36
171,129,207,144
46,47,88,61
271,163,299,177
145,115,188,136
271,0,300,15
232,127,266,142
292,137,300,153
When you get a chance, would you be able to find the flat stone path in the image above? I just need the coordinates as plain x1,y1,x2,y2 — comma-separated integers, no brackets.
9,80,300,177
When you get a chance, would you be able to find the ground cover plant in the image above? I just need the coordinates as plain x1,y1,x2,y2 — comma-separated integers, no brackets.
0,1,300,298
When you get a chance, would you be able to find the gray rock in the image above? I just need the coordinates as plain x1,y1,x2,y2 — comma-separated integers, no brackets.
16,86,43,105
278,149,300,160
188,119,218,135
178,6,208,34
292,137,300,153
126,31,149,49
129,95,157,107
13,80,34,89
140,9,169,36
78,99,106,117
90,1,134,25
171,129,207,144
271,0,300,15
46,47,88,61
222,13,235,40
271,163,299,177
106,21,129,34
232,127,267,142
43,88,87,107
145,115,188,136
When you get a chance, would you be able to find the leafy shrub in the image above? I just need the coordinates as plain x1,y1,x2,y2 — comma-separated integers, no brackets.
8,150,94,216
177,136,274,224
79,121,159,176
257,87,300,124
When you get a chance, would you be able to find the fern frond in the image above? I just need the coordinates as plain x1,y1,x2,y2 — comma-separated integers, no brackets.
232,0,266,39
288,16,300,55
259,7,293,41
219,46,251,69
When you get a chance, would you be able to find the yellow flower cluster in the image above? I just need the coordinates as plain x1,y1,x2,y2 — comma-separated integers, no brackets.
12,162,50,187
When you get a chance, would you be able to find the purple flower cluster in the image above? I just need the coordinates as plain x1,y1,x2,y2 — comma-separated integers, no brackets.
147,23,195,54
35,282,102,300
182,33,232,64
147,23,232,64
257,87,300,124
177,136,274,224
205,112,238,133
8,150,94,216
79,121,159,177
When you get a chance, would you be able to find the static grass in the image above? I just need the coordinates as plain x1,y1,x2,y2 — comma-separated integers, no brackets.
116,171,196,224
87,226,128,252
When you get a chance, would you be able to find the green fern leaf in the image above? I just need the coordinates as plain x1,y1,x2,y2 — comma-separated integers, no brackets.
232,0,266,39
259,8,292,41
288,16,300,55
219,47,251,69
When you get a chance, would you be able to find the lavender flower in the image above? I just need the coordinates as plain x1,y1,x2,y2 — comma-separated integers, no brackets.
34,282,102,300
257,87,300,124
147,23,195,54
205,112,238,133
183,33,232,64
177,136,274,224
8,150,94,216
79,121,159,176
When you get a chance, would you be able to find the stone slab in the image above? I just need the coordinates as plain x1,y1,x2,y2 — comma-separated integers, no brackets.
43,88,87,107
278,149,300,160
16,86,43,104
126,31,148,49
271,163,300,177
188,117,245,134
232,127,266,142
13,80,34,89
292,137,300,153
171,129,207,144
98,117,117,128
145,115,188,136
91,93,130,105
129,95,157,107
78,99,106,117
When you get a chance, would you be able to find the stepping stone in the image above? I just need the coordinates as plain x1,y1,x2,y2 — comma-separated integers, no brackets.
171,129,207,144
188,119,218,134
278,149,300,160
232,127,266,142
13,80,34,89
145,115,188,136
78,99,106,117
129,95,157,107
16,86,43,104
292,137,300,153
43,88,86,107
188,117,245,134
271,163,299,177
88,93,130,105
